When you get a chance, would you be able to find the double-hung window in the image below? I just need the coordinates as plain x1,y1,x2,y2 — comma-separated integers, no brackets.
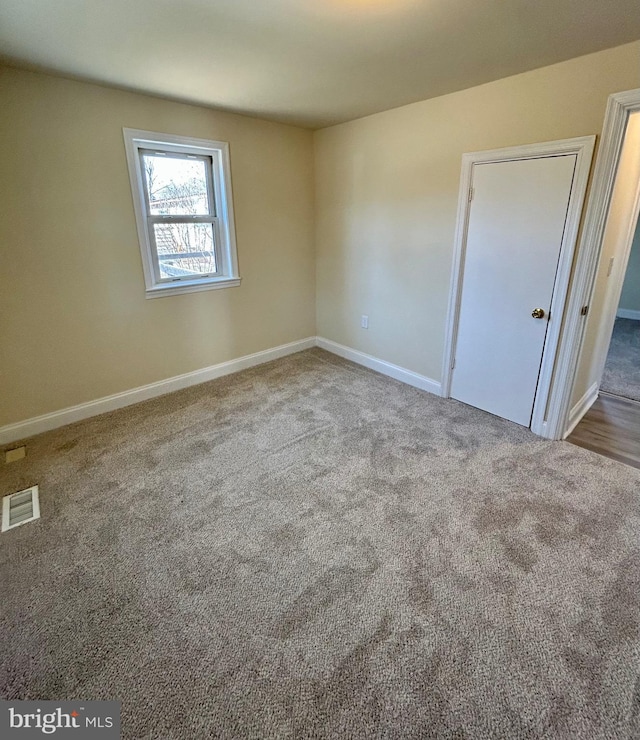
123,129,240,298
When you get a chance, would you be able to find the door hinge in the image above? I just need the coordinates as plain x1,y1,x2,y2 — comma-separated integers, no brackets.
451,358,456,370
468,188,474,203
580,305,589,316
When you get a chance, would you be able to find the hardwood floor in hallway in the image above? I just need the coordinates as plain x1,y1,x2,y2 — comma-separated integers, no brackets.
568,392,640,470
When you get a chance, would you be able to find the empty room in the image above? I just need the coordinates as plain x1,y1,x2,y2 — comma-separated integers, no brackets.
1,1,640,738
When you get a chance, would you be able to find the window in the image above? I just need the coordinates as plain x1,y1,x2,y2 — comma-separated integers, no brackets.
123,129,240,298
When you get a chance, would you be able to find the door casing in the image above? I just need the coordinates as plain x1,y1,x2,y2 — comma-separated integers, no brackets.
553,89,640,440
442,136,595,438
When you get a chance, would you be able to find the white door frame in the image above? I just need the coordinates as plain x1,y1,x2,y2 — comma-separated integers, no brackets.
547,88,640,440
441,136,595,438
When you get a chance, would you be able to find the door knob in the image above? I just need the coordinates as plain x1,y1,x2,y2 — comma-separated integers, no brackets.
531,308,545,319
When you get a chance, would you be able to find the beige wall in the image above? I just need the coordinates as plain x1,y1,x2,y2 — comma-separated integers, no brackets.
3,42,640,430
0,67,316,427
619,219,640,312
314,41,640,388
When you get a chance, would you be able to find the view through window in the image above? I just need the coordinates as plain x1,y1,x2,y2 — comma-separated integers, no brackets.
141,151,218,279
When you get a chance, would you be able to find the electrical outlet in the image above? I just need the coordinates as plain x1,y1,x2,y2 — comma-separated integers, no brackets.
5,446,26,464
361,315,369,329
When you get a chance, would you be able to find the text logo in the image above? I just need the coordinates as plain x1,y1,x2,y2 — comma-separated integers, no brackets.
1,701,120,739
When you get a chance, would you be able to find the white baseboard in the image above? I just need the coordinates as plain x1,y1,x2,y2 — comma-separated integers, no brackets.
1,335,442,445
616,308,640,321
564,381,599,439
316,337,441,396
0,337,316,446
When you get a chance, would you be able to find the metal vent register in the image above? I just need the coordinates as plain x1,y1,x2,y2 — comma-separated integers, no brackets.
2,486,40,532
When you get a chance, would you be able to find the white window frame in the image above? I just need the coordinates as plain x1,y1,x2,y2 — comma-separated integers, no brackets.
123,128,240,298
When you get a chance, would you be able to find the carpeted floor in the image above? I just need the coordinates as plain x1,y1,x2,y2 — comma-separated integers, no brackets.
601,317,640,402
2,348,640,739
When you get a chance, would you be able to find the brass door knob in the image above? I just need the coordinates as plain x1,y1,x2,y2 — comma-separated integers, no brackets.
531,308,545,319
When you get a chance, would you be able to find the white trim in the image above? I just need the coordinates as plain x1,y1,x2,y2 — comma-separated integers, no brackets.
0,336,442,445
316,337,441,395
145,277,241,299
583,124,640,414
552,88,640,440
441,135,596,439
122,128,240,298
0,338,315,445
617,308,640,321
563,382,599,439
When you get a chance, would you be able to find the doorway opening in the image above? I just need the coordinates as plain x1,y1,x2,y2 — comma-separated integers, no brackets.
565,97,640,468
600,216,640,403
500,88,640,444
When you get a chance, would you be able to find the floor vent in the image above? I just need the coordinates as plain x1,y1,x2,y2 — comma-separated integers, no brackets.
2,486,40,532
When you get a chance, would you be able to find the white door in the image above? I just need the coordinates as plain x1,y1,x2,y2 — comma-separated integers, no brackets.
450,155,577,426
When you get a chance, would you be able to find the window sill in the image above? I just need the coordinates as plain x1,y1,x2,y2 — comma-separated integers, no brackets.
145,276,241,299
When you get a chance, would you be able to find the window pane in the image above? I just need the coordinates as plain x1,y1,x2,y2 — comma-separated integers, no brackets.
154,222,217,278
143,153,211,216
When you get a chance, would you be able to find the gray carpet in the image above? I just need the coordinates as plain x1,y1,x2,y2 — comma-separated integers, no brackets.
2,348,640,739
601,318,640,403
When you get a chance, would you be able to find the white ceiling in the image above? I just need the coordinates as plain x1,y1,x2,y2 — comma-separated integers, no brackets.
1,0,639,129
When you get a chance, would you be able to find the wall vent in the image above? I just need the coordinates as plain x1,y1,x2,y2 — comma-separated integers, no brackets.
2,486,40,532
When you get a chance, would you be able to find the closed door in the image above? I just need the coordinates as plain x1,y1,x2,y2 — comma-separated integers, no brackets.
450,155,577,426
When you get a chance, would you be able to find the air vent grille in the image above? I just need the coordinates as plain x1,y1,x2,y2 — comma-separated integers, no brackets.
2,486,40,532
